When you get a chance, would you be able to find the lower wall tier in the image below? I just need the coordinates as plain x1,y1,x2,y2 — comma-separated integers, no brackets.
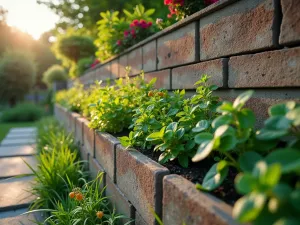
54,104,239,225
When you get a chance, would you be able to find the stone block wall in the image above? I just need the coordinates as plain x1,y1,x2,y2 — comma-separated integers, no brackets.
68,0,300,124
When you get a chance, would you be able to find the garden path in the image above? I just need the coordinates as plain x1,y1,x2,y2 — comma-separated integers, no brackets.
0,127,43,224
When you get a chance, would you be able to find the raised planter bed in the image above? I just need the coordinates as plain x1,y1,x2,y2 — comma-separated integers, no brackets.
54,104,240,225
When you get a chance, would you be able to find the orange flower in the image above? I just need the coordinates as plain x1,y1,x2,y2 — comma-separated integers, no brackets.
157,92,165,97
96,211,104,219
148,91,154,97
69,192,75,199
75,193,83,201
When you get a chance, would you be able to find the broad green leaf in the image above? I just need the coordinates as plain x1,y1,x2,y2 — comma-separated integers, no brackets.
194,132,213,144
201,162,228,191
167,108,179,116
272,183,292,201
264,116,292,130
146,128,164,141
260,163,281,188
178,154,189,168
163,130,174,141
217,101,235,113
212,115,232,129
144,8,155,16
233,90,254,109
216,160,228,171
273,218,300,225
239,151,263,172
185,140,195,150
219,135,237,151
209,85,218,91
256,129,288,140
286,108,300,126
175,128,185,139
158,152,172,164
290,189,300,211
252,161,268,179
192,140,214,162
265,148,300,174
192,120,209,132
119,136,130,147
235,173,258,194
214,125,235,138
232,192,266,223
166,122,178,132
269,101,296,116
236,108,255,129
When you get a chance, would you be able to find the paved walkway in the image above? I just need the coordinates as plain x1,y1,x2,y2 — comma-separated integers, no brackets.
0,127,43,224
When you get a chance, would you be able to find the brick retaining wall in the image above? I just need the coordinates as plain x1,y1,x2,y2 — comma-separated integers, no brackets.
69,0,300,124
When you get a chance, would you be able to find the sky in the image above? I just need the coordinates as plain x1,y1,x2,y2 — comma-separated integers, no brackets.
0,0,59,39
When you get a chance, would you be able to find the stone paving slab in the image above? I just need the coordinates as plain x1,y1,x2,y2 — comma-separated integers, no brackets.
0,208,43,225
0,145,36,158
8,128,37,133
1,138,36,146
0,156,36,178
0,176,36,211
5,133,37,139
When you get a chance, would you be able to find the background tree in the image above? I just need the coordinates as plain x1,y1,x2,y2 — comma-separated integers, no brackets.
43,64,68,86
0,50,37,106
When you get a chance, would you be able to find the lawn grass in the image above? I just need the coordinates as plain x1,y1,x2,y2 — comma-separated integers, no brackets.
0,122,37,142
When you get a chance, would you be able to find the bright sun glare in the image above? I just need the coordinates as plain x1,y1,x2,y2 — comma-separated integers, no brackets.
0,0,59,39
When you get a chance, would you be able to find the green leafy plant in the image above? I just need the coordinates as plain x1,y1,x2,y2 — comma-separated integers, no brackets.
89,73,155,133
0,50,37,106
1,103,45,122
43,64,68,86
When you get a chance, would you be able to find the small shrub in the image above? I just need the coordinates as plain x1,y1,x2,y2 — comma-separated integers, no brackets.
43,65,68,86
0,50,37,105
1,103,45,122
74,57,94,77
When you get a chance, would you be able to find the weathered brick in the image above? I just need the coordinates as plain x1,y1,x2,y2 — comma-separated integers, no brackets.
279,0,300,45
89,158,106,189
128,47,143,76
82,119,95,156
95,63,111,81
228,47,300,88
144,70,171,89
215,89,300,126
119,55,128,77
69,112,80,135
172,59,227,89
135,211,148,225
157,22,196,69
200,0,275,60
116,145,169,225
111,59,119,79
106,176,135,224
54,104,64,125
80,145,90,163
75,117,85,146
95,132,119,182
163,174,238,225
143,40,157,72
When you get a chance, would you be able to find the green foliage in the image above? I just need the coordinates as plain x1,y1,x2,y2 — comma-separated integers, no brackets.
43,64,68,86
89,74,154,133
0,103,45,122
95,4,157,61
0,50,37,103
27,117,86,210
52,34,96,77
121,75,219,167
75,57,94,77
55,82,86,113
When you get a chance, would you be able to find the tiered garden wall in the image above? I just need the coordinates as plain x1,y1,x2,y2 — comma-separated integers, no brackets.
56,0,300,224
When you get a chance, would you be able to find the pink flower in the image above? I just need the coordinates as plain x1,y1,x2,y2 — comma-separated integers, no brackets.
147,21,153,27
130,29,136,36
133,19,139,26
124,30,129,37
117,40,122,46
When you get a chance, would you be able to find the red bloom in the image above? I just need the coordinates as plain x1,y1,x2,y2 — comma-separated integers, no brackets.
147,21,153,27
133,19,139,26
139,19,148,28
124,30,129,37
130,29,136,35
117,40,122,46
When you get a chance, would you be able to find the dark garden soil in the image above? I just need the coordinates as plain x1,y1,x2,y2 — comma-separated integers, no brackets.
114,130,240,205
142,150,241,206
